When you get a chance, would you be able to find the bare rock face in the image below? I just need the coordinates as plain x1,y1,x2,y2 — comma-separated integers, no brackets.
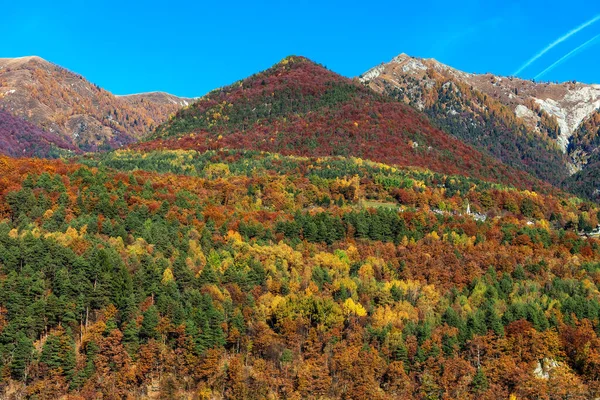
0,56,195,151
361,53,600,184
362,54,600,150
533,358,561,380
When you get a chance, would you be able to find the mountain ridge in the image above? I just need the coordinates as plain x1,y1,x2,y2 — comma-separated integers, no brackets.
139,55,551,192
361,53,600,158
360,53,600,190
3,55,600,399
0,56,194,152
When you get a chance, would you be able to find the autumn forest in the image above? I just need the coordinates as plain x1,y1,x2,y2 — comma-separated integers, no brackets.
1,55,600,400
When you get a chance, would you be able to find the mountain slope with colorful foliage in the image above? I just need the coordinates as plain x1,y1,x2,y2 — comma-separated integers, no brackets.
360,53,598,188
563,110,600,201
0,109,77,158
1,148,600,398
139,56,548,192
0,56,192,152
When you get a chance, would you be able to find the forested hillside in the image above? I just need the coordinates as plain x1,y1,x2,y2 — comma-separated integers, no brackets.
0,56,192,152
360,53,600,189
563,111,600,200
140,56,549,192
0,109,77,158
1,149,600,398
374,73,569,186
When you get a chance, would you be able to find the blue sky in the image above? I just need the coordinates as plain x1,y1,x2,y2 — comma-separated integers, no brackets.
2,0,599,97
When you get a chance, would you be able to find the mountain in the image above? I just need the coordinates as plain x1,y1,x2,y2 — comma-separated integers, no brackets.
0,56,193,151
119,91,193,107
140,56,548,191
0,109,77,158
360,53,600,187
3,56,600,400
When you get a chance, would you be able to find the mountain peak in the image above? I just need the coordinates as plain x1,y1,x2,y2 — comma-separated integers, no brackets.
391,53,413,63
277,55,328,67
0,55,49,68
388,53,456,75
270,56,332,75
142,55,543,190
359,54,600,188
19,55,45,62
361,52,431,82
279,55,313,64
0,56,192,153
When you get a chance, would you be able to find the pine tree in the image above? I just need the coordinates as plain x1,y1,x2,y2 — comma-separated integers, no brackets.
40,327,76,380
442,333,458,356
140,306,160,341
198,261,219,286
10,332,34,381
471,368,489,393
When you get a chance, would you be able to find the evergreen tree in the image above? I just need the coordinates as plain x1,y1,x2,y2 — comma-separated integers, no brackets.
10,332,34,381
140,306,160,341
471,368,489,393
40,328,76,379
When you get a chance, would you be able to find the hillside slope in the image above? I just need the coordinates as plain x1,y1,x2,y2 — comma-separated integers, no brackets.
0,56,193,151
361,54,591,186
1,148,600,398
140,56,548,191
119,91,193,107
0,109,77,158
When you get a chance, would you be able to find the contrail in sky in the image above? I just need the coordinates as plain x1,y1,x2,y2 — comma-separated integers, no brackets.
535,34,600,79
514,14,600,75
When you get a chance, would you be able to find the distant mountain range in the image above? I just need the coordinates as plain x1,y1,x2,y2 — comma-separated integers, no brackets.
3,53,600,198
0,56,193,153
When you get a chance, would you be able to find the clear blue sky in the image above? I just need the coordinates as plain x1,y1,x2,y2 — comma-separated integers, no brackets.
2,0,599,97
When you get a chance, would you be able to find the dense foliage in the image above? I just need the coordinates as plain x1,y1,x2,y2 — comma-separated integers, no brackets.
564,162,600,203
0,109,76,158
564,110,600,201
0,57,186,152
0,149,600,399
381,74,570,187
568,109,600,169
140,56,548,192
